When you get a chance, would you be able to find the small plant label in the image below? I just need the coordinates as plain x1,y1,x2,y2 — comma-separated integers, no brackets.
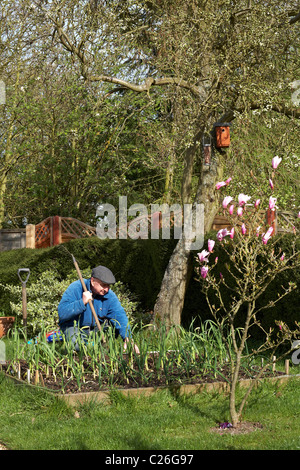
0,340,6,364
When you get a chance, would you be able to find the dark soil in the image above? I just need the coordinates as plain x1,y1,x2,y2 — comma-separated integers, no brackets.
2,351,285,395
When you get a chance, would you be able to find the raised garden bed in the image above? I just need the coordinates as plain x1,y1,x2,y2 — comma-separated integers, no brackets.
3,324,299,409
2,351,298,407
1,351,284,391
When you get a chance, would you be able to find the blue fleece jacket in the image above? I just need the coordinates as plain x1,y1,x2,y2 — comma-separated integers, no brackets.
58,279,130,339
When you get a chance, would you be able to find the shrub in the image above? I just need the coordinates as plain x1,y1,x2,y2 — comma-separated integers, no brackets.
0,237,176,315
195,158,300,426
182,232,300,338
0,270,70,334
0,267,145,336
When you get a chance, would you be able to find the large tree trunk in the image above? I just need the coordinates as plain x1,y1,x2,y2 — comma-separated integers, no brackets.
153,154,224,328
153,236,193,329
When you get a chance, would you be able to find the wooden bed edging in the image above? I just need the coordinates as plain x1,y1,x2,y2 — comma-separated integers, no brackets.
59,374,300,407
3,372,300,407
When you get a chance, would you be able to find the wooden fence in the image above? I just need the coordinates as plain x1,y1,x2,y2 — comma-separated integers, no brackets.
212,209,297,235
22,208,297,250
26,216,96,249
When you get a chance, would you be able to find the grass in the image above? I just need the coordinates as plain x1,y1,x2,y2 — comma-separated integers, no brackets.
1,323,299,450
0,371,299,450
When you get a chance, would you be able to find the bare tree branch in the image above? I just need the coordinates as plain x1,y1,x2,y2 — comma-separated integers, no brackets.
289,10,300,24
47,10,202,97
217,101,300,124
88,74,202,97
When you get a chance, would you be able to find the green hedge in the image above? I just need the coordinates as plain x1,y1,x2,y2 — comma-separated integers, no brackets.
0,233,298,339
183,232,300,338
0,236,176,316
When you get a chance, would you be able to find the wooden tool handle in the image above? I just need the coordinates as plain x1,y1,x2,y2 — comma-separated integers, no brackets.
72,255,103,333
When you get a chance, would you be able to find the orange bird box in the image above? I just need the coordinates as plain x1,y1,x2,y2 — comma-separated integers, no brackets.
214,123,231,148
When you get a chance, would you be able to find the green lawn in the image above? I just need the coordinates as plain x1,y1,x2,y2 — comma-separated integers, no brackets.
0,372,299,450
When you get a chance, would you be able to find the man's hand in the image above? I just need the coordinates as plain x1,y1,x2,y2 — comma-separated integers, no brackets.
123,337,140,354
82,291,93,305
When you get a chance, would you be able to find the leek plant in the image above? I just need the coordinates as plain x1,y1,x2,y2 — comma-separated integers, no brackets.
3,320,250,392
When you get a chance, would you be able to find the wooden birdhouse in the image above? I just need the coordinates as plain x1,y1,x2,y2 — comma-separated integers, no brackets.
214,123,231,148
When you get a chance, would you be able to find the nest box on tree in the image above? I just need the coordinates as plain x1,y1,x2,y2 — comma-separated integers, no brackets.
214,122,231,148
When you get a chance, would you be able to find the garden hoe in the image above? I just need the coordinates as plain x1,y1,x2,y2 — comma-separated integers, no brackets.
71,254,105,343
17,268,30,336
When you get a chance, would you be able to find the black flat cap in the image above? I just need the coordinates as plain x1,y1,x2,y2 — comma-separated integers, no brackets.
91,265,116,284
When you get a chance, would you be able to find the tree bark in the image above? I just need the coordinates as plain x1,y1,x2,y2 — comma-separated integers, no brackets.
153,151,224,327
153,236,193,329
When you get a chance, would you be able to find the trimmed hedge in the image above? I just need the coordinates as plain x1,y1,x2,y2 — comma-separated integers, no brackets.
0,236,176,316
0,233,298,339
183,232,300,338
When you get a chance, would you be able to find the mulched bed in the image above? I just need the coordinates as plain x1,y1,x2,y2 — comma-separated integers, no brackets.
1,351,285,395
211,421,264,435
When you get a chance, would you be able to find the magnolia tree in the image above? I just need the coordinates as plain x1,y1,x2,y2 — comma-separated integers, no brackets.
196,156,300,427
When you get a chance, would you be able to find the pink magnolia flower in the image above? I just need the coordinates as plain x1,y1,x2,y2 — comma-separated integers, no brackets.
217,228,230,241
215,181,227,190
241,223,246,235
230,227,235,239
237,207,243,217
298,212,300,218
254,199,260,209
269,179,274,190
225,177,232,185
262,226,273,244
280,253,285,261
272,156,282,169
222,196,233,208
229,204,234,215
215,257,218,263
208,239,215,252
197,249,210,263
201,266,209,279
269,196,277,210
238,194,251,206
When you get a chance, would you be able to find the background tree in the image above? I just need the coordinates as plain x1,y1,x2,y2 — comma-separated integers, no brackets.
1,1,167,225
226,111,300,211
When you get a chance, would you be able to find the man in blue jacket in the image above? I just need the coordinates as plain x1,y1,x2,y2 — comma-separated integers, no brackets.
58,265,139,353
